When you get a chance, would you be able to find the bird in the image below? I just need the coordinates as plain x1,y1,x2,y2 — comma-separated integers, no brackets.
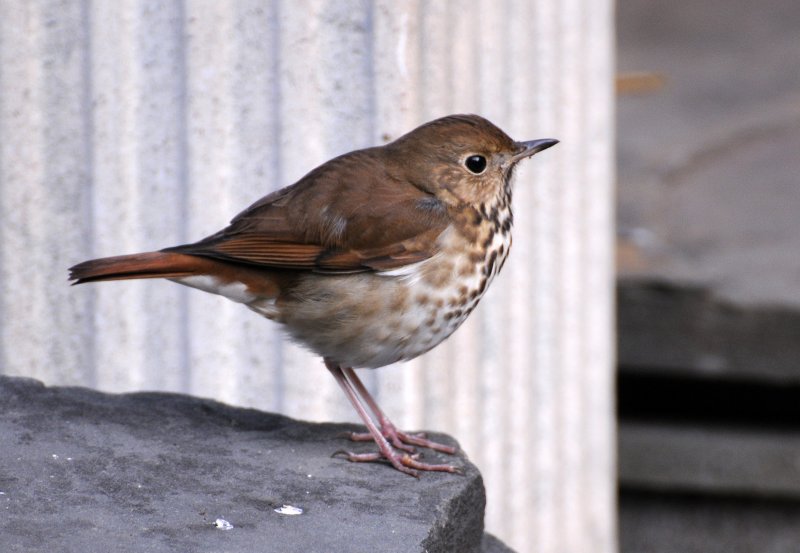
69,114,558,476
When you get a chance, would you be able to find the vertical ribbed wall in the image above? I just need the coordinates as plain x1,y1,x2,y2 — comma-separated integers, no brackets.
0,2,615,551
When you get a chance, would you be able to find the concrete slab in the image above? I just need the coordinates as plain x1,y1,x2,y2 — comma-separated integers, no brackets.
0,375,510,553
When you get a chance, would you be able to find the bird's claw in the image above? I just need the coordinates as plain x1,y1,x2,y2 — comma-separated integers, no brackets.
348,429,457,455
332,447,460,476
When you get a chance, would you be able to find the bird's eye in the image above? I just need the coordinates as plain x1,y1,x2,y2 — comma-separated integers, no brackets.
464,155,487,174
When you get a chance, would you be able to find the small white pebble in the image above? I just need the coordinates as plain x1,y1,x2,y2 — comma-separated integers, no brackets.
274,505,303,516
214,518,234,530
51,454,59,459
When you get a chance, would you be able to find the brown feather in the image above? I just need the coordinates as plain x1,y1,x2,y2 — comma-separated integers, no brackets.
164,148,451,273
72,115,525,283
69,252,215,284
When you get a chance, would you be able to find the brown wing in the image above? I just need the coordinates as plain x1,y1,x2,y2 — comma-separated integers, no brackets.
165,147,450,273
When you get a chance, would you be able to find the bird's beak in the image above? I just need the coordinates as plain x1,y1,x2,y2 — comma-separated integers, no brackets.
511,138,559,163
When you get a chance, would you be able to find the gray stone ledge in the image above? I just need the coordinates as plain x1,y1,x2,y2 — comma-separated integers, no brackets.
0,375,512,553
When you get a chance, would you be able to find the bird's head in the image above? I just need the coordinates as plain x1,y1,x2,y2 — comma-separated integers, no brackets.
386,114,558,208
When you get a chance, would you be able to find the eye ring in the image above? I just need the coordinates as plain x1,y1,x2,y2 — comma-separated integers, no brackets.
464,155,487,174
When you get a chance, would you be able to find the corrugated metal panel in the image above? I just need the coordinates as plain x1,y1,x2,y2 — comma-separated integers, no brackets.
0,1,615,551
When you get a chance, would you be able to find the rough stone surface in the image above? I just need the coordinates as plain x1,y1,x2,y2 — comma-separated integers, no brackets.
0,375,512,553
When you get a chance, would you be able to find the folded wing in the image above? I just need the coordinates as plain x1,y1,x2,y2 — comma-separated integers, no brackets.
165,149,450,274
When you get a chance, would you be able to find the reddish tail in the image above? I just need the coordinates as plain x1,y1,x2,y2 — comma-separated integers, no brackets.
69,252,204,284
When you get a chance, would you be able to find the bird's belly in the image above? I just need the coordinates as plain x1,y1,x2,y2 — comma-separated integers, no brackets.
260,244,508,369
170,269,467,368
172,228,511,370
262,277,458,368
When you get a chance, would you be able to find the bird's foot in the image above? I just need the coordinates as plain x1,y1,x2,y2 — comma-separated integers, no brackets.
326,363,459,477
332,449,461,476
348,420,457,455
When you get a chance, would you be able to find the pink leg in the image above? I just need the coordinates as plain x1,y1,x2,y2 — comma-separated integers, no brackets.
325,361,460,476
342,367,458,455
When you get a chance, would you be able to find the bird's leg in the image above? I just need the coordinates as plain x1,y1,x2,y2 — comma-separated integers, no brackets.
325,360,419,477
342,366,458,455
325,361,459,475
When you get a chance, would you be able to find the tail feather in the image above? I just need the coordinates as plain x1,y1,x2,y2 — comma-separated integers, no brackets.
69,252,203,284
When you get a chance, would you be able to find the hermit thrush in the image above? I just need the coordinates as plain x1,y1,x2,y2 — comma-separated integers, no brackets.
70,114,558,476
